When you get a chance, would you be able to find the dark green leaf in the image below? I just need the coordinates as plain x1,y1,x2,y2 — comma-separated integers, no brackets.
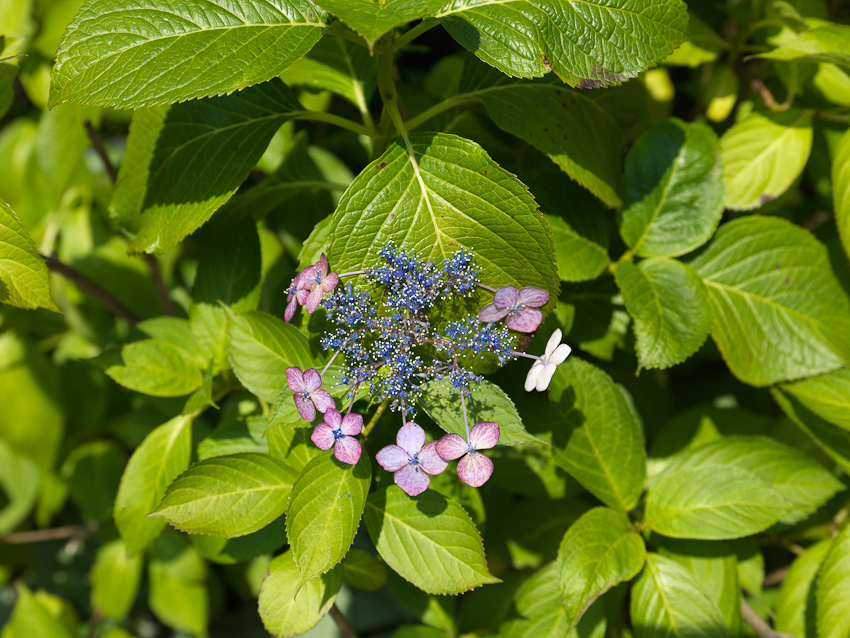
315,0,446,47
342,549,388,591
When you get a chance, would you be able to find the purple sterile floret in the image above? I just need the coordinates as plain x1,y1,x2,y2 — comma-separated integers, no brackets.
477,285,548,333
286,366,335,422
303,254,340,314
376,422,447,496
284,267,313,323
311,408,363,465
435,421,500,488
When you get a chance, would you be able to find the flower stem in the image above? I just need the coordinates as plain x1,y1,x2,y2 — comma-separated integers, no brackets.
292,110,377,138
476,282,496,293
460,390,471,442
391,18,439,53
320,347,343,377
338,270,367,278
362,399,390,438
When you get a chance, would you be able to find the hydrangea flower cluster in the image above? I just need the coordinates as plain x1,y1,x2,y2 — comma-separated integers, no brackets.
283,244,572,496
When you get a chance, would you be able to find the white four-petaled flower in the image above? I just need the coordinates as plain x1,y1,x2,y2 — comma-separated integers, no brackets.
524,328,571,392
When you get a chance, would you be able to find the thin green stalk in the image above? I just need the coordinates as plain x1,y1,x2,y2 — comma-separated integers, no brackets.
391,18,439,53
363,399,390,438
405,94,476,131
292,110,377,138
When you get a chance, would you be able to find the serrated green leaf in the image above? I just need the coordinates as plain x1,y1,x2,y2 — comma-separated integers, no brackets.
342,549,388,591
364,486,499,595
288,451,371,585
226,310,316,402
198,413,268,460
315,0,446,47
258,550,341,638
615,259,711,370
114,414,193,555
7,584,75,638
191,514,286,565
327,132,559,303
631,554,729,638
758,24,850,68
558,507,646,627
50,0,327,109
136,317,206,367
833,127,850,261
148,532,208,637
663,11,726,67
194,218,262,312
489,443,579,500
0,199,59,312
110,80,304,254
690,216,850,386
152,452,297,538
720,110,813,210
817,526,850,638
105,339,203,397
619,118,724,257
782,368,850,431
419,378,543,447
776,538,832,637
548,358,646,512
0,437,39,535
431,0,688,88
267,422,324,472
545,213,609,283
90,538,143,621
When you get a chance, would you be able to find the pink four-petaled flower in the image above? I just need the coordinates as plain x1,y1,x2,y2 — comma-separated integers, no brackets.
286,366,335,422
284,268,311,323
311,408,363,465
478,286,549,332
302,253,340,314
435,422,500,487
376,422,448,496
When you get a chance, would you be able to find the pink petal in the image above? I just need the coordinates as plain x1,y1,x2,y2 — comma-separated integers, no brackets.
303,368,322,391
294,394,316,421
493,285,519,309
322,272,339,293
517,286,549,308
478,303,509,323
305,286,324,313
322,408,341,429
316,253,329,277
284,297,297,323
341,413,363,436
394,464,431,496
457,452,494,488
396,422,426,456
506,308,543,333
435,433,468,461
469,422,500,450
296,287,310,305
334,436,361,465
311,424,335,450
418,442,448,476
298,265,316,289
312,389,336,414
376,445,409,472
286,367,305,392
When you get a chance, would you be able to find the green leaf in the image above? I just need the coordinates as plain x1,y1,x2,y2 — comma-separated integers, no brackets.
364,486,499,595
315,0,446,47
663,11,726,67
782,368,850,431
0,438,39,535
105,339,204,397
7,585,75,638
0,199,58,312
148,532,208,637
619,118,724,257
503,497,588,569
548,358,647,512
614,259,711,370
758,24,850,69
431,0,688,88
720,110,813,210
90,538,143,621
631,554,729,638
136,317,206,367
191,514,287,565
419,379,544,447
458,61,624,208
342,549,388,591
62,441,123,522
152,452,298,538
690,216,850,386
193,218,262,313
198,414,268,461
226,310,316,402
50,0,327,109
776,538,832,637
114,414,193,555
818,526,850,638
0,39,22,120
545,213,609,283
110,80,305,254
327,132,559,303
557,507,646,627
833,127,850,262
258,550,341,638
287,451,371,585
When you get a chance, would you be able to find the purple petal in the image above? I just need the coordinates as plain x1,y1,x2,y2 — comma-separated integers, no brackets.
316,253,329,277
322,272,339,293
376,445,409,472
284,297,297,323
311,424,335,450
394,464,431,496
312,389,335,414
296,287,310,305
305,286,324,313
396,422,426,456
493,285,519,309
286,367,305,392
341,413,363,436
469,422,500,450
334,437,361,465
322,408,341,429
294,394,316,421
418,441,448,476
435,434,468,461
303,368,322,391
517,286,549,308
506,308,543,333
457,452,494,487
297,265,316,289
477,303,509,323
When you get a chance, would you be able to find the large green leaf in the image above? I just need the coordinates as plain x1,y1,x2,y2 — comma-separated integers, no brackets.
114,415,193,555
0,199,58,312
258,550,341,638
557,507,646,627
545,213,609,283
758,25,850,69
690,216,850,386
548,358,646,512
148,533,208,636
364,486,499,595
782,368,850,431
630,554,729,638
287,452,371,585
6,585,75,638
615,259,711,370
419,378,544,447
105,339,204,397
618,118,724,257
818,526,850,638
193,218,262,313
431,0,688,88
776,538,832,637
327,132,559,302
50,0,327,109
152,452,297,538
341,549,388,591
0,437,39,535
90,539,143,621
720,110,812,210
833,127,850,262
111,80,304,254
315,0,446,47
